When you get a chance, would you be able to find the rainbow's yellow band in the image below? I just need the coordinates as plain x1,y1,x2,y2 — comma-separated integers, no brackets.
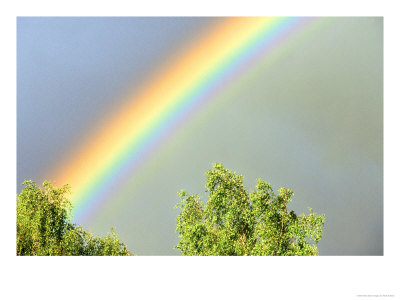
48,17,310,220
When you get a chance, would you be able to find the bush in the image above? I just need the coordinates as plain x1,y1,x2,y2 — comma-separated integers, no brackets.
17,180,132,256
175,163,325,255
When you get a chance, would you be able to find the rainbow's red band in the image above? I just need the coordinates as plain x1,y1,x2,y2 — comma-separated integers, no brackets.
48,17,312,220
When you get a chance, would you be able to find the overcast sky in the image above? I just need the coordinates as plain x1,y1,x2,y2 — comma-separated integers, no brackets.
17,17,383,255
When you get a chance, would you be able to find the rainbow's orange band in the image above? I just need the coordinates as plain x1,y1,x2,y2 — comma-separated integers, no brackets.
48,17,310,220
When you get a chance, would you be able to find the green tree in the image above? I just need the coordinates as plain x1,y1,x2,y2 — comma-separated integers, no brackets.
175,163,325,256
17,180,132,256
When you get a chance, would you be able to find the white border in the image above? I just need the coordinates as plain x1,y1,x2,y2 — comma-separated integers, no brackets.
2,1,399,299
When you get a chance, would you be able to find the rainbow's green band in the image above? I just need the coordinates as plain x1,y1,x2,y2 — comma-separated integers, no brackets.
50,17,313,221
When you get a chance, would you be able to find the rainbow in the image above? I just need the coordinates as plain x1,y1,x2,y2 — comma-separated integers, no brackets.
49,17,313,220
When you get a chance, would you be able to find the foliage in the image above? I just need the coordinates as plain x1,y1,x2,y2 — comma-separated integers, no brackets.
175,163,325,256
17,180,132,256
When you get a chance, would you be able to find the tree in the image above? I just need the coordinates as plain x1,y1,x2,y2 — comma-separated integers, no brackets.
175,163,325,256
17,180,132,256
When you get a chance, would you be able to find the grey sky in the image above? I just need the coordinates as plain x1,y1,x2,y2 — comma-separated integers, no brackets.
17,17,383,255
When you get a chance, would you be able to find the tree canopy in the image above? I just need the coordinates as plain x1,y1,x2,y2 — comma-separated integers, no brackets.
17,180,131,256
175,163,325,256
